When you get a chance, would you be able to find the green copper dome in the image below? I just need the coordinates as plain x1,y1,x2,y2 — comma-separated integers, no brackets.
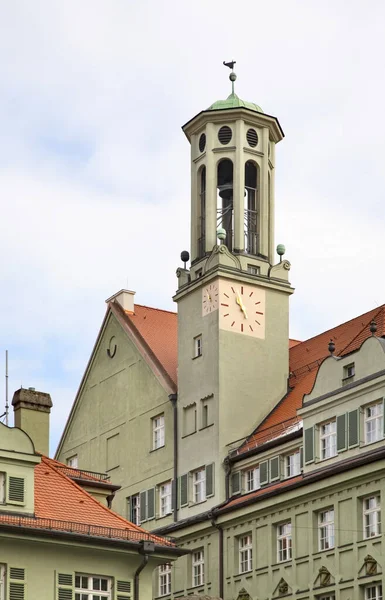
208,93,263,114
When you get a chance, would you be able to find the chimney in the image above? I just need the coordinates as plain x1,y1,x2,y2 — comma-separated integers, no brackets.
12,388,53,456
105,289,136,313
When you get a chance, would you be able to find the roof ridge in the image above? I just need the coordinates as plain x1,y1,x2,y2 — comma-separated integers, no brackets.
337,306,385,356
42,457,157,538
129,304,177,316
292,303,385,348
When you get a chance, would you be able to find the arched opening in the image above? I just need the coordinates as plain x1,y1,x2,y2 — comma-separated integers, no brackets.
244,161,258,255
198,166,206,258
217,159,234,251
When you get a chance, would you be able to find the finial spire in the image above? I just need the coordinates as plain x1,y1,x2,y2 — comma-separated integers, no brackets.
370,319,377,335
223,60,237,95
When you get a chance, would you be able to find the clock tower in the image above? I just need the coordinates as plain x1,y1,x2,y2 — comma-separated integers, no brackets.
174,64,294,512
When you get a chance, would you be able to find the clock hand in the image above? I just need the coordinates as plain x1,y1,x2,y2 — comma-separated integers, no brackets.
236,291,248,319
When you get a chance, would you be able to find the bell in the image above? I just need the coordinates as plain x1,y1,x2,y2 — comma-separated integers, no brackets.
218,183,233,200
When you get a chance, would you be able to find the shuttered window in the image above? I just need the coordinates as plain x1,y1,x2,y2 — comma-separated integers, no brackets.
259,461,268,485
116,580,132,600
304,427,314,463
74,574,111,599
7,477,25,504
57,572,74,600
205,463,214,497
180,474,188,507
139,488,155,522
231,471,241,495
348,409,359,447
9,567,26,600
336,413,347,452
269,456,280,482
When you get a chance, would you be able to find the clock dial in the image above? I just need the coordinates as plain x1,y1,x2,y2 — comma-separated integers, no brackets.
219,281,265,338
202,281,219,316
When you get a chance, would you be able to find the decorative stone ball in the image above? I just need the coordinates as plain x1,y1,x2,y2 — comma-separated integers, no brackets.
217,228,227,241
229,72,237,82
180,250,190,263
276,243,286,256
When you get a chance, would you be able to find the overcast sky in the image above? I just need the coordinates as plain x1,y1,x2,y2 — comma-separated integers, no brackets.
1,1,385,454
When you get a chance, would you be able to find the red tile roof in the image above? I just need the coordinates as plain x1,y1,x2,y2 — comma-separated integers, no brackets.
0,456,173,546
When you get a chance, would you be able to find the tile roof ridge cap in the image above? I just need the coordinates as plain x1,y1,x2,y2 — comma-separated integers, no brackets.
127,304,177,316
293,304,385,348
41,457,145,532
338,305,385,356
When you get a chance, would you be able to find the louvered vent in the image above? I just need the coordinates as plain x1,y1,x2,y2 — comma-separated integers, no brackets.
117,580,132,593
9,583,24,600
10,568,24,580
246,128,258,147
218,126,232,145
58,590,72,600
199,133,206,153
8,477,24,503
58,574,73,587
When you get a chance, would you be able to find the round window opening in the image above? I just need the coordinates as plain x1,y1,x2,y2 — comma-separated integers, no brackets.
218,126,232,145
199,133,206,153
246,128,258,148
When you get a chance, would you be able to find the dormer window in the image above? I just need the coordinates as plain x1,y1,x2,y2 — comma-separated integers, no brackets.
343,363,355,384
67,455,78,468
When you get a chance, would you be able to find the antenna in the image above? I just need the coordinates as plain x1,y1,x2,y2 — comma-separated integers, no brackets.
5,350,9,426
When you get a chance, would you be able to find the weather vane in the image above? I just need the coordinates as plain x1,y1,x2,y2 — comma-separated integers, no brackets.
223,60,237,95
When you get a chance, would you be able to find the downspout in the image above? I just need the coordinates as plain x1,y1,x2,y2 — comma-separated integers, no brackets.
169,393,178,522
210,513,224,599
134,541,154,600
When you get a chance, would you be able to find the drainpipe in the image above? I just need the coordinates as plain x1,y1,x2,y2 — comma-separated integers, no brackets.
134,541,154,600
210,513,224,599
169,393,178,522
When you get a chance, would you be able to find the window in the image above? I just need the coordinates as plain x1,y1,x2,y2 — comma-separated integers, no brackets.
196,269,203,279
239,534,252,573
363,495,381,538
319,508,335,550
152,414,165,450
158,564,171,597
67,455,78,468
320,421,336,459
192,550,204,587
159,481,172,517
285,451,301,478
75,574,111,600
201,396,213,428
245,466,260,492
194,335,202,358
277,522,292,562
318,596,335,600
129,494,140,525
0,473,5,504
365,585,382,600
183,404,197,436
365,402,383,444
0,564,5,600
343,362,355,381
247,264,260,275
192,468,206,503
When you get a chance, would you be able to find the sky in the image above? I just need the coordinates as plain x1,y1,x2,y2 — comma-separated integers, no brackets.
1,0,385,455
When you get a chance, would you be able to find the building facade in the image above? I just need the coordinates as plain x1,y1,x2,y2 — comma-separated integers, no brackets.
56,67,385,600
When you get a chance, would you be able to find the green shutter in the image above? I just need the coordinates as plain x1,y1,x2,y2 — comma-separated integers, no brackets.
206,463,214,497
269,456,280,482
147,487,155,520
260,460,268,485
56,573,73,600
300,446,304,470
180,474,188,507
140,491,147,522
348,409,359,447
9,567,26,600
171,479,176,510
383,398,385,437
116,580,132,599
304,427,314,463
337,413,347,452
7,477,25,504
231,471,241,495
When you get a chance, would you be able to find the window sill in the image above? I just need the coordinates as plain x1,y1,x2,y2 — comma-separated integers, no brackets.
189,499,207,507
157,512,173,520
199,423,214,432
150,445,165,453
361,534,381,542
181,430,197,439
314,547,335,555
192,354,203,360
187,584,205,592
236,570,253,577
272,559,293,566
363,437,384,447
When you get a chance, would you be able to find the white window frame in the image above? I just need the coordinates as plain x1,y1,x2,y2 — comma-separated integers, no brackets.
159,481,172,517
158,563,171,597
318,508,335,550
363,495,381,538
192,468,206,503
365,584,383,600
277,522,292,562
152,414,165,450
0,564,5,600
74,574,111,599
192,549,204,587
67,455,78,468
320,420,337,460
129,493,140,525
194,335,202,358
364,402,383,445
245,466,260,492
318,595,335,600
239,534,252,573
285,451,301,478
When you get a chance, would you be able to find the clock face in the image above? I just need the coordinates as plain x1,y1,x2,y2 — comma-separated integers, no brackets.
219,281,265,338
202,281,219,316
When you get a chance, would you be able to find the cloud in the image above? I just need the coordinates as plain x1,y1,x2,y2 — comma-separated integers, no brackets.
1,0,385,452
